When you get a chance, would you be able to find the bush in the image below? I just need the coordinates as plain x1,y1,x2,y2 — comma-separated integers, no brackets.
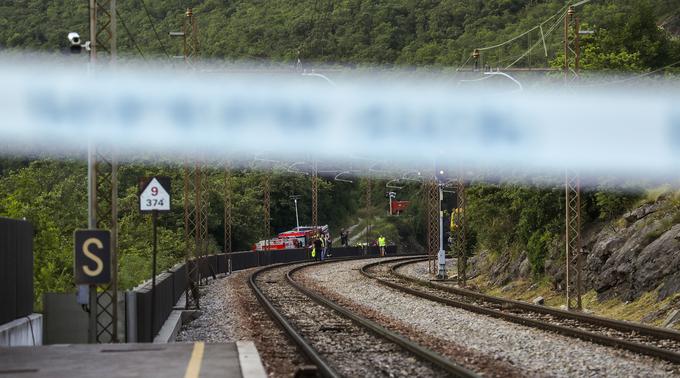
595,189,642,221
527,230,554,276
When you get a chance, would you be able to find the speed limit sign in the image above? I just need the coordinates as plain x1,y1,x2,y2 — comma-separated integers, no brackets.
139,177,171,212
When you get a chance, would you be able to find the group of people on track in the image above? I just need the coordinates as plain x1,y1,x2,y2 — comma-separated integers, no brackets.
310,231,388,260
311,233,332,261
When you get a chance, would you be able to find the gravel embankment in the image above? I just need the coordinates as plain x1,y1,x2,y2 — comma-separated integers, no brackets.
176,269,308,377
397,259,680,352
256,263,450,378
298,258,680,377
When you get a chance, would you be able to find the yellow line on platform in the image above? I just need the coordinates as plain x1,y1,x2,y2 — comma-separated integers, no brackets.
184,342,205,378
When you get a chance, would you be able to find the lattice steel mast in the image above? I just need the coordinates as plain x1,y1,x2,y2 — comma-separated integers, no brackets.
425,178,439,274
564,5,582,310
453,177,467,285
365,175,372,250
263,173,271,251
312,162,319,228
223,166,232,272
174,8,205,309
183,164,200,308
565,172,582,310
88,0,118,344
563,6,581,83
183,8,199,64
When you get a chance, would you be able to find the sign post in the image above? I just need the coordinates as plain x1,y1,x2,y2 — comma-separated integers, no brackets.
139,176,171,342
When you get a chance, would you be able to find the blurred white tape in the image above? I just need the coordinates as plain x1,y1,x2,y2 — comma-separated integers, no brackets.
1,59,679,177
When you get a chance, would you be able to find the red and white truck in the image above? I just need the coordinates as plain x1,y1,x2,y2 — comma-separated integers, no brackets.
253,225,329,251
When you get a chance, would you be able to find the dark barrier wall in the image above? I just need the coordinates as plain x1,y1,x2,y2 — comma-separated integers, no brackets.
170,264,186,305
134,244,399,341
0,217,34,325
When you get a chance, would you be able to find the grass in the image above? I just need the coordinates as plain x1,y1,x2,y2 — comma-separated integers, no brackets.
472,275,680,329
642,184,673,204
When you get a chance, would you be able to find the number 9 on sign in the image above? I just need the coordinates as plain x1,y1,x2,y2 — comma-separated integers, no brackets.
139,177,171,212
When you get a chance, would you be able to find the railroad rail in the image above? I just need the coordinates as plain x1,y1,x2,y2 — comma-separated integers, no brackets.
249,257,478,378
360,257,680,365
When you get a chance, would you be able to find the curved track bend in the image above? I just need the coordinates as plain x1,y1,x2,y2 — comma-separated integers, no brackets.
249,258,478,378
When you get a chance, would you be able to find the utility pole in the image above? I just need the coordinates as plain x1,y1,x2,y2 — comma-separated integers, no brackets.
437,183,446,279
563,6,580,83
425,179,439,275
312,161,319,228
183,163,206,309
173,7,205,309
365,175,372,253
453,178,467,286
290,194,301,229
263,173,271,252
472,49,480,71
564,5,582,310
170,8,199,65
88,0,118,344
223,166,232,273
565,172,582,310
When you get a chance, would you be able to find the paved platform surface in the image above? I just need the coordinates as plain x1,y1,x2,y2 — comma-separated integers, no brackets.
0,342,252,377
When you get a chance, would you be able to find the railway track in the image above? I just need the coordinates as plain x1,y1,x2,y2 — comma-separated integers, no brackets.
249,258,478,378
360,257,680,365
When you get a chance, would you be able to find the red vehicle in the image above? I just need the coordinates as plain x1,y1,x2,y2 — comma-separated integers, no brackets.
253,225,329,251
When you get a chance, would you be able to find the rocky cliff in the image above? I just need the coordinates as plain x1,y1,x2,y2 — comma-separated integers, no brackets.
469,193,680,304
585,195,680,302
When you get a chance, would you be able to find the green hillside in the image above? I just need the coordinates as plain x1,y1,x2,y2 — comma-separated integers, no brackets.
1,0,678,70
2,0,680,309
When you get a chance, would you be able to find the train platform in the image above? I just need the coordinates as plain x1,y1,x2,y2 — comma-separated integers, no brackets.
0,341,266,378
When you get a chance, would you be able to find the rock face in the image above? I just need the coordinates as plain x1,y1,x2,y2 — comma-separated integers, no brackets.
476,195,680,303
582,198,680,301
467,249,530,286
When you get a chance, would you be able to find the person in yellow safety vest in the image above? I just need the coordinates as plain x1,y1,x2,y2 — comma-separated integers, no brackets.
378,235,386,256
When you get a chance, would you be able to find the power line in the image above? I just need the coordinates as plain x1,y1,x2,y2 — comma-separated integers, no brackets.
139,0,171,58
476,4,569,52
505,11,566,69
579,59,680,87
476,1,594,53
454,54,473,72
116,9,147,60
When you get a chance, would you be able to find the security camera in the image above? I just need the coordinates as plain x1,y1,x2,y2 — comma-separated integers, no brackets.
68,32,81,46
68,32,90,54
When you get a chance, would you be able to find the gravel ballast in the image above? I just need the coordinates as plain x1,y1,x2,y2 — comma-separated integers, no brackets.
256,262,452,378
299,258,679,377
175,269,308,377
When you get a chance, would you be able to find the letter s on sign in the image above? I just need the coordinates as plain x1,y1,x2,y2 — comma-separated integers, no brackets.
82,237,104,277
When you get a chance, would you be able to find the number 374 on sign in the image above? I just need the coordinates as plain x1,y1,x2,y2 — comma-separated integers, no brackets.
139,176,171,212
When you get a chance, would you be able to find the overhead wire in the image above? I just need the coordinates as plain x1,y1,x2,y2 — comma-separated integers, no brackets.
454,54,473,72
476,3,571,52
504,11,566,69
475,0,594,63
578,59,680,87
116,9,147,60
139,0,171,58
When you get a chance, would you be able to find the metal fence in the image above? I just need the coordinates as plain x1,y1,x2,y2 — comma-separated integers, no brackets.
0,217,34,325
132,245,398,342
